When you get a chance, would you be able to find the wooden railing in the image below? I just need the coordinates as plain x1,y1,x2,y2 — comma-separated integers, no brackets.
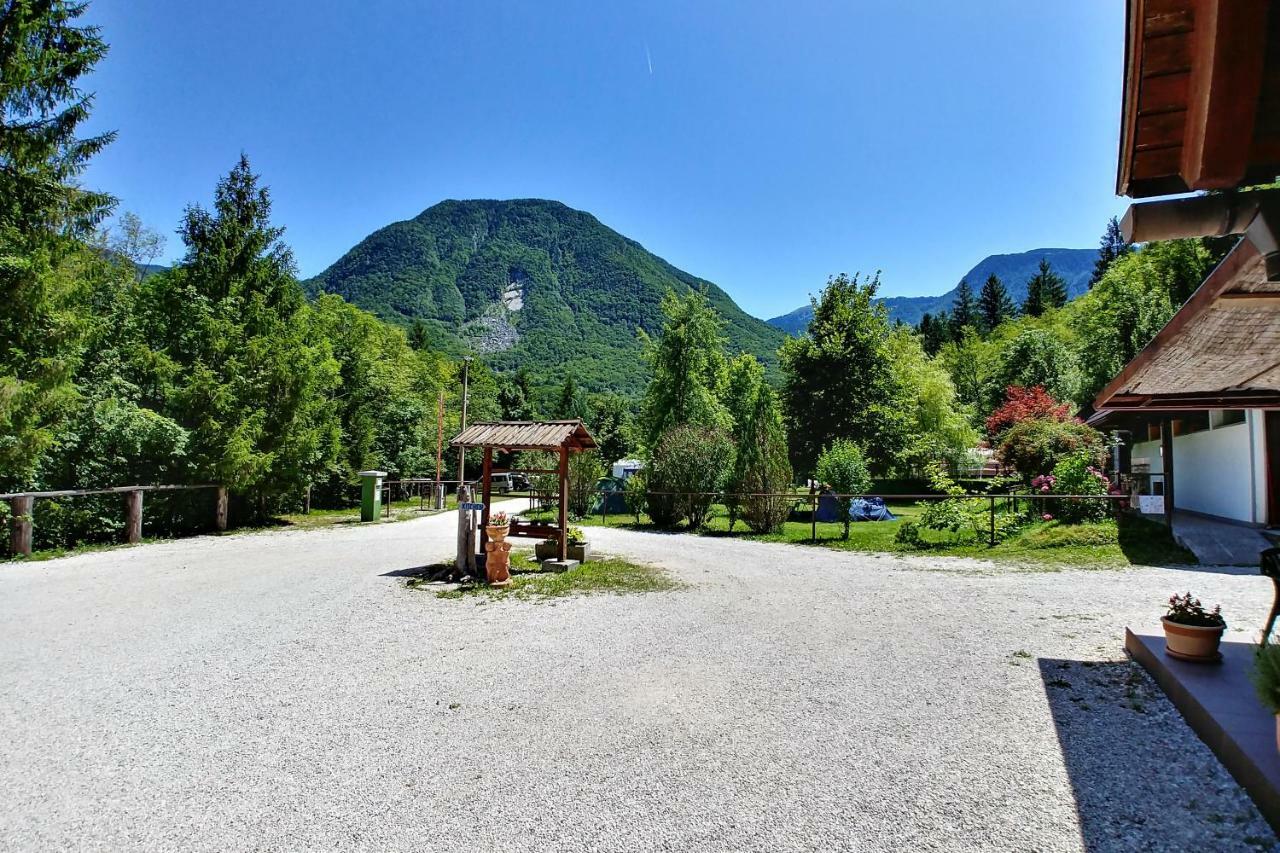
1,484,226,557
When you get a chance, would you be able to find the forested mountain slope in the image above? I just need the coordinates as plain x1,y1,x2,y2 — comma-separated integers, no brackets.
306,199,785,395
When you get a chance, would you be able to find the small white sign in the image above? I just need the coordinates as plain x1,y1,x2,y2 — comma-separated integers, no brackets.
1138,495,1164,515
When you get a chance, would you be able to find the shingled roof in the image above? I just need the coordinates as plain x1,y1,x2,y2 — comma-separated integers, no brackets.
1094,239,1280,411
450,420,598,451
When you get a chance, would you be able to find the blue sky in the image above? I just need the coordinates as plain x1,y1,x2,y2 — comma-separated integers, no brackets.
81,1,1126,319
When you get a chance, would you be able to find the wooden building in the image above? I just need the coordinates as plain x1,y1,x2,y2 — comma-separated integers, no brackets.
1092,0,1280,531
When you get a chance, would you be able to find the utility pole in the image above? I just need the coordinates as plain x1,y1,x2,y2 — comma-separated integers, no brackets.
434,389,445,509
456,356,473,490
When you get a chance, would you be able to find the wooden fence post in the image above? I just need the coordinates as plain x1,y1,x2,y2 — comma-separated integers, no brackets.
9,495,33,557
124,490,143,544
215,487,228,531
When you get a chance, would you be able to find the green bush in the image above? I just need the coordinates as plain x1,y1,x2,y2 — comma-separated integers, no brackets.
646,424,735,529
814,440,871,540
1253,642,1280,715
997,418,1103,480
894,520,924,549
567,450,604,519
1048,451,1113,523
624,472,648,523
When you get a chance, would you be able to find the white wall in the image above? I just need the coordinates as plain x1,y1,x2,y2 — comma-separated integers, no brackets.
1128,413,1262,524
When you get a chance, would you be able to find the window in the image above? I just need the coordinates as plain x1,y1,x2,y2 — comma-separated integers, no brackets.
1172,412,1210,436
1212,409,1246,428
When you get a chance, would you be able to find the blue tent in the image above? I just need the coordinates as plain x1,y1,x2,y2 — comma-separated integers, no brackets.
815,493,896,523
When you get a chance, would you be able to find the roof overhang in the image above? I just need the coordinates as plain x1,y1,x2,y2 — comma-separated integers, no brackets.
1117,0,1280,199
450,420,599,452
1093,239,1280,412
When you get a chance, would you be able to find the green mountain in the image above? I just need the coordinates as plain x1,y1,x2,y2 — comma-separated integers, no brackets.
306,199,785,396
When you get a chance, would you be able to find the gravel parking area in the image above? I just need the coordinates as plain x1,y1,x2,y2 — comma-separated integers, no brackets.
2,508,1277,852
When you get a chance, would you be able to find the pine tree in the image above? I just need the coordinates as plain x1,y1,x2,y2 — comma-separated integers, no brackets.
554,376,588,421
918,312,949,357
0,0,116,487
1021,259,1067,316
134,156,341,513
1089,217,1132,287
977,274,1014,333
408,318,430,350
949,279,976,336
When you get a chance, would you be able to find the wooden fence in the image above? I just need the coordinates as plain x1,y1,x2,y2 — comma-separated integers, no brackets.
1,484,226,557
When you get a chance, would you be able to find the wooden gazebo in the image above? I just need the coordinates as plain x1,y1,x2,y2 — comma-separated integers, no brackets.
450,420,598,562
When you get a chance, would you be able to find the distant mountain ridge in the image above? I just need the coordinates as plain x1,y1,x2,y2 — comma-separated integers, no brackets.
766,247,1100,334
305,199,786,396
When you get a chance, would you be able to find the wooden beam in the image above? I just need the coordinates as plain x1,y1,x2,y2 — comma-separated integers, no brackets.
1180,0,1270,189
1161,417,1176,527
557,447,568,562
480,446,492,554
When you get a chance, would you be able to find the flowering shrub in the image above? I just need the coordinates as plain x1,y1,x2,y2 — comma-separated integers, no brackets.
997,418,1104,480
1048,451,1112,523
986,385,1072,438
1031,474,1056,494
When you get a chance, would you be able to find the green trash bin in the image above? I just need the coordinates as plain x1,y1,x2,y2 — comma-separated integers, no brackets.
359,470,387,522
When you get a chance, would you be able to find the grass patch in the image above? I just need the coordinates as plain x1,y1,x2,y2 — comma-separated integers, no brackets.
274,494,459,529
526,501,1195,569
413,551,683,600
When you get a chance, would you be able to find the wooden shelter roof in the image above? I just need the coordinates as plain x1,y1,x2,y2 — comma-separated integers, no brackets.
1093,239,1280,411
450,420,598,452
1117,0,1280,198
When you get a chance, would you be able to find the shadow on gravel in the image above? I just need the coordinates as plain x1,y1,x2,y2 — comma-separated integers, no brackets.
1037,657,1275,851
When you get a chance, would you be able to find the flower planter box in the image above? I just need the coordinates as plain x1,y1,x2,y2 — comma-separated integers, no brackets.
535,541,591,563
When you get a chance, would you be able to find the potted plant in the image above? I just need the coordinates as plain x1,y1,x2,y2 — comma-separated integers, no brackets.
1251,643,1280,751
486,510,510,542
1161,592,1226,662
534,526,591,562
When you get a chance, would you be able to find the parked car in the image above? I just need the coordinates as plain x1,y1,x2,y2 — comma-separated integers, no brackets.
489,473,514,494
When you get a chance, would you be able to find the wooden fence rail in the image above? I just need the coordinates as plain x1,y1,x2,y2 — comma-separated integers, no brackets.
3,484,226,558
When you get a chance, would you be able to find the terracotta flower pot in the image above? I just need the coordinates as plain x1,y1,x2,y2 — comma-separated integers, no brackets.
1161,617,1226,662
486,524,509,543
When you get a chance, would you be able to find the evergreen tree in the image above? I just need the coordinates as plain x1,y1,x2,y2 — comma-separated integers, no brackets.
408,318,430,350
0,0,116,487
498,369,535,421
638,289,729,449
132,156,341,515
731,385,793,534
779,273,911,476
918,313,945,357
553,376,589,421
977,274,1014,333
1021,259,1067,316
1089,216,1132,287
949,278,976,336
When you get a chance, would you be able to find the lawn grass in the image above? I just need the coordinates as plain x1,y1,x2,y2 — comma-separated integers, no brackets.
523,500,1195,569
412,550,682,600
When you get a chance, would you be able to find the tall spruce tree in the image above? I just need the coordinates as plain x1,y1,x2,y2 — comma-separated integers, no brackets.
1089,216,1132,287
1022,258,1067,316
0,0,116,487
133,156,341,514
949,278,976,337
977,274,1014,333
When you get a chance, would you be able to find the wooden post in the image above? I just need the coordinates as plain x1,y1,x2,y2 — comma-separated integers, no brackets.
125,490,143,544
304,485,311,515
215,487,229,531
9,495,33,557
558,447,569,561
988,494,996,547
480,446,492,554
1161,417,1176,528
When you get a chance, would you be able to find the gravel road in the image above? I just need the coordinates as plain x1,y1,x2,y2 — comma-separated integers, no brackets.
2,508,1277,852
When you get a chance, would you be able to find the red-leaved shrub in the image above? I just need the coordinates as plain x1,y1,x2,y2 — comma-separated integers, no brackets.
986,385,1072,438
